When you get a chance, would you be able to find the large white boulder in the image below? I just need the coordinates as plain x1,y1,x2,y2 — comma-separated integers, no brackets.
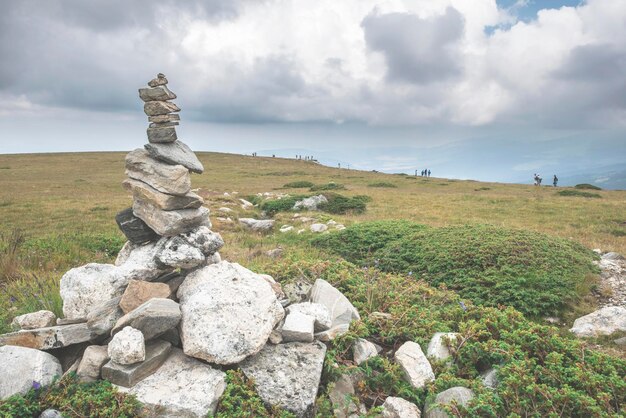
0,345,62,400
394,341,435,389
382,397,422,418
177,261,284,364
293,195,328,211
310,279,360,341
569,306,626,337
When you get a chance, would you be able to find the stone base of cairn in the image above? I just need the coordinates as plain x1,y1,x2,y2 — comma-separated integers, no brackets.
0,74,362,417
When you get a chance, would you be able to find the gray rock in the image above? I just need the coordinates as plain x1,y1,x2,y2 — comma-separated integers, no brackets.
147,73,168,88
281,311,315,343
122,348,225,417
260,274,286,299
394,341,435,389
119,279,171,314
286,302,332,332
86,296,123,335
102,339,172,387
112,298,181,341
115,241,172,282
239,218,275,231
382,397,421,418
11,310,56,330
114,241,134,266
125,149,191,196
133,198,210,236
108,326,145,365
310,278,360,341
148,113,179,123
241,341,326,417
280,225,294,233
0,345,62,400
353,338,380,365
425,387,475,418
144,140,204,174
56,318,86,326
614,336,626,346
481,368,498,389
427,332,459,362
310,223,328,233
39,409,64,418
155,236,205,269
144,100,180,116
293,194,328,211
0,323,95,350
123,179,204,211
77,345,109,382
138,85,176,102
602,252,625,261
329,374,360,418
115,207,159,245
177,261,284,365
147,125,177,143
283,280,312,304
569,306,626,337
179,226,224,255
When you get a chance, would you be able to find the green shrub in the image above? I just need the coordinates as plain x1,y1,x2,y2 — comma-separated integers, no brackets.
310,182,346,191
368,182,397,188
313,222,596,317
557,190,602,198
259,196,304,216
318,193,368,215
0,373,141,417
575,183,602,190
283,181,314,188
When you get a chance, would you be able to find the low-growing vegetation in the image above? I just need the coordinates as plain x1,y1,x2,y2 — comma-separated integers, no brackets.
368,182,397,188
257,193,370,216
557,189,602,198
310,182,346,191
575,183,602,190
283,181,314,189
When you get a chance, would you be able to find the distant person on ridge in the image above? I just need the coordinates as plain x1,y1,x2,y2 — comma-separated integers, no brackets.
553,175,558,187
428,169,431,177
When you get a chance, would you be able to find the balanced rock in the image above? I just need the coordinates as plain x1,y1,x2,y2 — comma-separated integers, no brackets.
353,338,380,365
11,310,56,330
102,339,172,387
241,341,326,417
144,100,180,116
310,279,360,341
115,207,159,244
155,236,205,269
427,332,459,362
113,298,181,341
144,140,204,174
0,345,62,400
125,149,191,196
0,323,95,350
148,113,179,123
76,345,109,382
121,348,225,417
179,225,224,255
569,306,626,337
138,85,176,102
133,198,210,236
281,311,315,343
394,341,435,389
119,280,171,314
239,218,275,231
425,387,475,418
123,178,204,211
177,261,284,364
382,397,422,418
115,241,172,282
286,302,332,332
146,125,177,143
108,326,145,365
86,296,123,336
147,73,168,87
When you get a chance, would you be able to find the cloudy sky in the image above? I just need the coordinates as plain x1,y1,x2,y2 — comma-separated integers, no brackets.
0,0,625,183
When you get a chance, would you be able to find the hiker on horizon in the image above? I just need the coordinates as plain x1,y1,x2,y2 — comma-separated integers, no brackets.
428,169,431,177
553,175,558,187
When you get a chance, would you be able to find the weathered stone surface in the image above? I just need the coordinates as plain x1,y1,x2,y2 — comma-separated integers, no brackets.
353,338,380,365
260,274,286,299
283,280,312,304
241,341,326,417
177,261,284,364
425,387,475,418
310,279,360,341
310,223,328,233
286,302,332,332
115,241,135,266
280,225,294,233
115,208,159,245
394,341,435,389
155,236,205,269
77,345,109,382
293,194,328,211
427,332,459,362
113,298,181,341
144,140,204,174
109,326,145,365
133,198,210,236
148,113,179,123
115,241,172,282
139,85,176,102
239,218,275,231
39,409,64,418
147,125,177,143
56,318,86,326
281,311,315,343
0,323,95,350
123,179,204,211
144,100,180,116
569,306,626,337
147,73,168,87
102,340,172,387
603,252,625,261
122,348,225,417
180,226,224,255
481,368,498,389
11,310,56,330
0,345,62,400
87,296,123,335
126,149,191,196
119,280,171,314
329,374,360,418
382,397,421,418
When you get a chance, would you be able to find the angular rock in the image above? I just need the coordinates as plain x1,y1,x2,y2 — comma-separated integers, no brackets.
239,218,275,231
148,113,179,123
353,338,380,365
108,326,145,365
155,236,205,269
382,397,422,418
115,241,172,282
147,73,168,88
122,348,225,416
569,306,626,337
144,140,204,174
133,198,210,236
179,226,224,255
283,280,312,304
144,100,180,116
293,194,328,211
177,261,284,364
113,298,181,341
87,296,123,335
614,336,626,346
481,368,498,389
281,311,315,343
123,178,204,211
394,341,435,389
0,345,62,400
125,149,191,196
56,318,86,326
0,323,95,350
310,279,360,341
427,332,459,362
138,85,176,102
119,280,171,314
286,302,332,332
147,125,177,143
77,345,109,382
425,387,475,418
329,374,360,418
102,339,172,387
115,208,159,245
11,310,56,330
115,241,135,266
241,341,326,417
310,223,328,233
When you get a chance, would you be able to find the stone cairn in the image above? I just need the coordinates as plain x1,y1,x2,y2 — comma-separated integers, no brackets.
0,74,368,417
